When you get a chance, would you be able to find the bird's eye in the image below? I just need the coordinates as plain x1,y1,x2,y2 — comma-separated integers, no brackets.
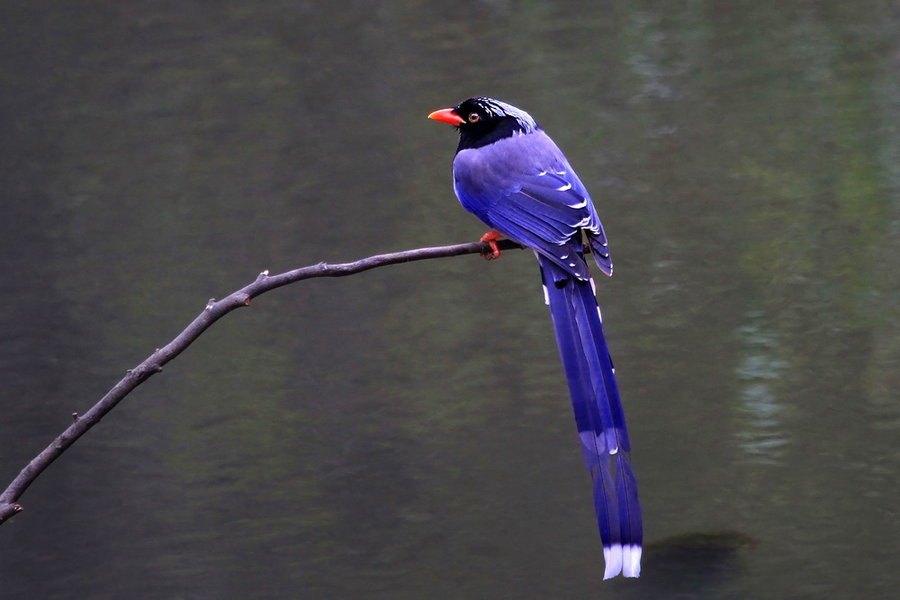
467,113,481,123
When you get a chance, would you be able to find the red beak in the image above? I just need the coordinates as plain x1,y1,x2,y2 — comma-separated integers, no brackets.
428,107,465,126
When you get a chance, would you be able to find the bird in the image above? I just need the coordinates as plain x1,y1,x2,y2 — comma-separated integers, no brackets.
428,97,642,579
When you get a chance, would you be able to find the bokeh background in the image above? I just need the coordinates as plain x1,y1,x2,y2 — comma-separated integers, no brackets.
1,2,898,598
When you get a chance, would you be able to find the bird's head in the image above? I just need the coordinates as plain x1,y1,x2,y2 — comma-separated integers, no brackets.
428,97,540,151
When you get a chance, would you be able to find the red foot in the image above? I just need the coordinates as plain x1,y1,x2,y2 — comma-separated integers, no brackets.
479,230,504,260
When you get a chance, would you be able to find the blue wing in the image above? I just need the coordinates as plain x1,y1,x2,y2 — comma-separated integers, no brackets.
453,130,613,277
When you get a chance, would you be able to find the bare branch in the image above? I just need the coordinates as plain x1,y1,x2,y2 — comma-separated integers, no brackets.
0,239,523,525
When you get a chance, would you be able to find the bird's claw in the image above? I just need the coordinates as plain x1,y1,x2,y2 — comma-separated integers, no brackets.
480,230,504,260
482,241,501,260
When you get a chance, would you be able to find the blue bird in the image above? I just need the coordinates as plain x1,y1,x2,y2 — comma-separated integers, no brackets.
429,97,642,579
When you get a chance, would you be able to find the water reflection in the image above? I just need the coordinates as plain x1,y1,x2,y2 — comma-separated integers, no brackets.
734,310,789,464
1,2,899,599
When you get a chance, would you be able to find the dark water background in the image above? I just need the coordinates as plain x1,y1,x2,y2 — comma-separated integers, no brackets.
2,2,898,598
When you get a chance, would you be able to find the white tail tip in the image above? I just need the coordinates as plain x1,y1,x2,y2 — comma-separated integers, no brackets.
603,544,642,579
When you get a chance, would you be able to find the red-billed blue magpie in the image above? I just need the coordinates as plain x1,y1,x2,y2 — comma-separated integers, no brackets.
429,97,642,579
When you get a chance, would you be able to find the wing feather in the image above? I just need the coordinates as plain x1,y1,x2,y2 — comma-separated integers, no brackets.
453,131,612,277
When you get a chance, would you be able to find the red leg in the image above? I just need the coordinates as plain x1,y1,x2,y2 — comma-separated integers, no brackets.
479,230,504,260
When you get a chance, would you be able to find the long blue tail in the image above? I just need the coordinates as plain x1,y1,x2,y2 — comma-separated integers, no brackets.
538,254,642,579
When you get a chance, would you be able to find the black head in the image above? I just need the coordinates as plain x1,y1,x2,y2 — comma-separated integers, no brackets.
429,97,541,152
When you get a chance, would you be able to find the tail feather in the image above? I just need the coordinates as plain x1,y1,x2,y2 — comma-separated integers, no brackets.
615,453,643,577
572,276,632,453
538,254,642,579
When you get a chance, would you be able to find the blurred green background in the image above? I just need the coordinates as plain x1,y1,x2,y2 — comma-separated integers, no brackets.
1,2,898,598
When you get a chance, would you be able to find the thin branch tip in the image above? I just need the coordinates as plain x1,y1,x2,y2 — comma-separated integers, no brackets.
0,503,23,523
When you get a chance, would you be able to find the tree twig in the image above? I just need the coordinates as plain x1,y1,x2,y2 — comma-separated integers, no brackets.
0,239,523,525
